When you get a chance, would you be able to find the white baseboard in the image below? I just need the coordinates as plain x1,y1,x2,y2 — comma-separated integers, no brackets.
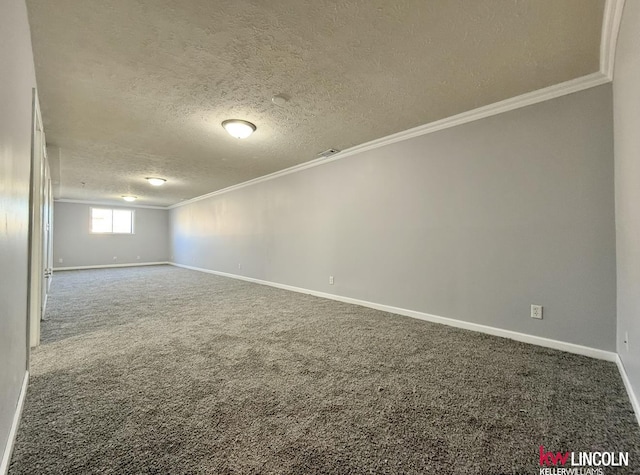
616,356,640,426
170,262,617,362
1,371,29,475
54,261,169,271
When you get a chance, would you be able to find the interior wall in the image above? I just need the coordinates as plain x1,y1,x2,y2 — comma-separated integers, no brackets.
614,1,640,400
0,0,36,465
53,202,170,268
171,85,616,351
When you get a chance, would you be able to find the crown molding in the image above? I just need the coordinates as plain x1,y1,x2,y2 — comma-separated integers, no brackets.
51,3,624,211
55,199,167,210
601,0,626,80
169,71,609,210
162,2,628,210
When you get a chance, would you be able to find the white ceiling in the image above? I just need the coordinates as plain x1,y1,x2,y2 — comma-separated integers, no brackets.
26,0,605,207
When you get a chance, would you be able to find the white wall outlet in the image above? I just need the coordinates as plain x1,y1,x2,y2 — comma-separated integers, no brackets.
329,275,334,285
113,256,117,260
625,331,629,351
531,304,543,320
238,263,242,269
58,258,63,263
136,256,140,260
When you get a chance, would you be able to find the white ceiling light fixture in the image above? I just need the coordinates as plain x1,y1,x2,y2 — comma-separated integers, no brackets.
122,195,137,202
146,177,166,186
222,119,256,139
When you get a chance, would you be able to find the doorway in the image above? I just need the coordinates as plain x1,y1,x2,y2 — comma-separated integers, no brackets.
27,89,52,350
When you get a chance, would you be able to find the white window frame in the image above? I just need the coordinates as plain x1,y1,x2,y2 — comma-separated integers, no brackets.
90,207,135,234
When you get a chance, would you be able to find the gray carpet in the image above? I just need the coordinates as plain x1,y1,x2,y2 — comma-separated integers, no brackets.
9,265,640,474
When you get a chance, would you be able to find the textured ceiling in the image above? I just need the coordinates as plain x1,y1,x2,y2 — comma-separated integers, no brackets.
26,0,605,207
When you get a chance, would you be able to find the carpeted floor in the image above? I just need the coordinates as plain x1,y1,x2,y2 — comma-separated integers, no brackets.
9,265,640,474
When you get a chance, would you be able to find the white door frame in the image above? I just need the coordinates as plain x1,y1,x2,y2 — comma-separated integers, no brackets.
27,89,49,349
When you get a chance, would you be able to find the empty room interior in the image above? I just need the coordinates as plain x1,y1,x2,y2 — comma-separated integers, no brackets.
2,0,640,473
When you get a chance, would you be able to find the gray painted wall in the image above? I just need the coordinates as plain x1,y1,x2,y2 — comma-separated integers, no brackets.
614,2,640,401
54,202,170,268
0,0,36,463
171,85,616,351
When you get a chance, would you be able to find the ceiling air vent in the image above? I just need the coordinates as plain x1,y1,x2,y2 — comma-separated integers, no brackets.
317,148,341,158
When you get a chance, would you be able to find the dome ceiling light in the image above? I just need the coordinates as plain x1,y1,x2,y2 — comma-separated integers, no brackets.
222,119,256,139
122,195,137,202
146,177,166,186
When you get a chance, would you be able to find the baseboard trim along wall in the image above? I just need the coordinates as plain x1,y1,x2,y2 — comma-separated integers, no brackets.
616,356,640,425
0,371,28,475
54,261,169,271
170,262,640,425
169,262,615,360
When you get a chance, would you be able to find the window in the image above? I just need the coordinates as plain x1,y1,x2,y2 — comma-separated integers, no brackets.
91,208,134,234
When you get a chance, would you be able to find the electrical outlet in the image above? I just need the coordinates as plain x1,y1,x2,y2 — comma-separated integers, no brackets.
531,304,543,320
329,276,334,285
238,263,242,269
58,258,63,263
113,256,117,260
625,332,629,351
136,256,140,260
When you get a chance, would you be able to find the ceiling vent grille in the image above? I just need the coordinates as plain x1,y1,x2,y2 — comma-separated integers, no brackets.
317,148,341,158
